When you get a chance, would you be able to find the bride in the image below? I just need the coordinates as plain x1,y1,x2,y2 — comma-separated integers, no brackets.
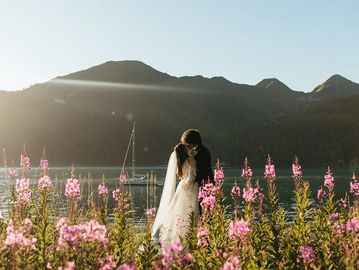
151,142,199,246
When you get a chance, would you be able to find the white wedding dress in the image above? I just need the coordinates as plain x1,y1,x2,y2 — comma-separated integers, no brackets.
152,151,199,246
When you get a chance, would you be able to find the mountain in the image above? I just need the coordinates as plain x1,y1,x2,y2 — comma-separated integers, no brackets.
0,61,359,167
256,78,293,92
310,74,359,100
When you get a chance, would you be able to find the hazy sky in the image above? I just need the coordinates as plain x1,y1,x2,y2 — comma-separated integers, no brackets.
0,1,358,91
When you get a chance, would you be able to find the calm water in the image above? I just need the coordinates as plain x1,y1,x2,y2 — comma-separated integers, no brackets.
0,166,356,223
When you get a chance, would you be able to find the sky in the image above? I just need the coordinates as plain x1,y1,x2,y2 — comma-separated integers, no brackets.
0,0,358,92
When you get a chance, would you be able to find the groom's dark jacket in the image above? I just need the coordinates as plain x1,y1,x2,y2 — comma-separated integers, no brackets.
194,144,214,185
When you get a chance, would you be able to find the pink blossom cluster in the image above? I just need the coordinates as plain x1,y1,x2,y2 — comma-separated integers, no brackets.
264,164,276,178
350,177,359,198
40,159,48,171
4,219,37,250
112,189,130,209
146,207,156,218
292,163,302,177
64,177,80,199
299,245,315,264
118,263,137,270
38,175,52,191
200,196,216,211
317,186,326,201
231,184,241,198
113,188,120,201
324,169,334,189
161,241,195,269
8,168,18,179
241,167,253,178
229,219,250,240
120,173,127,185
58,261,75,270
198,183,220,211
197,225,210,246
20,154,30,169
214,167,225,184
220,256,241,270
100,256,116,270
56,218,108,248
242,186,258,203
345,218,359,234
98,183,109,196
198,183,220,200
15,178,31,204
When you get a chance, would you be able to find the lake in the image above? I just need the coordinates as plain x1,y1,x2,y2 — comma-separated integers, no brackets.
0,166,356,223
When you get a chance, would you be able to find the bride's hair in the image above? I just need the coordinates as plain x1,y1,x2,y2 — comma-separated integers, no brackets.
180,129,202,145
174,143,188,179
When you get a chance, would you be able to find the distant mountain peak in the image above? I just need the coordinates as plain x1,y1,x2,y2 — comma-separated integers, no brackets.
256,78,292,92
57,60,173,84
311,74,359,97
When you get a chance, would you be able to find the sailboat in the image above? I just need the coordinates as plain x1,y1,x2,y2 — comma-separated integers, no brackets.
121,121,152,186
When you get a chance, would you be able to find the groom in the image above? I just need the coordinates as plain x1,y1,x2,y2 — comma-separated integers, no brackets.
180,129,214,185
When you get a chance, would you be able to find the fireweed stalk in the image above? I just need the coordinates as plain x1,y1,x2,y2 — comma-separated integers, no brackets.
65,168,81,223
33,154,55,269
98,178,109,225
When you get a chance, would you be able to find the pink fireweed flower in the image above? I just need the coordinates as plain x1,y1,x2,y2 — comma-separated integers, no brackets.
317,186,326,201
56,218,108,248
98,183,108,196
4,219,37,250
345,218,359,233
112,188,120,202
214,167,225,184
329,213,339,220
200,195,216,211
40,159,48,171
100,256,116,270
229,219,250,240
242,157,253,178
198,183,220,200
299,245,315,264
231,184,241,198
118,263,137,270
242,187,257,203
220,256,241,270
146,207,156,218
264,164,276,178
81,220,108,245
161,241,195,268
241,167,253,178
324,167,334,189
350,173,359,198
64,177,80,199
15,178,31,204
38,175,52,191
120,173,127,185
8,168,18,179
350,182,359,197
58,261,75,270
20,154,30,169
197,225,210,246
292,164,302,178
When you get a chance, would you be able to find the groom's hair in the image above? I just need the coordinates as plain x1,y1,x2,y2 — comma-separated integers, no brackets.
181,129,202,145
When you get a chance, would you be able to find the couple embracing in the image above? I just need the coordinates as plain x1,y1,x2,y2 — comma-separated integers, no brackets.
151,129,214,246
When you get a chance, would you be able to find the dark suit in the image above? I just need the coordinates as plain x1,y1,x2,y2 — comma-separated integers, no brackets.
194,144,214,185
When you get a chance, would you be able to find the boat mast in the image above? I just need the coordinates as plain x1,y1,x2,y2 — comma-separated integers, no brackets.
132,121,136,178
